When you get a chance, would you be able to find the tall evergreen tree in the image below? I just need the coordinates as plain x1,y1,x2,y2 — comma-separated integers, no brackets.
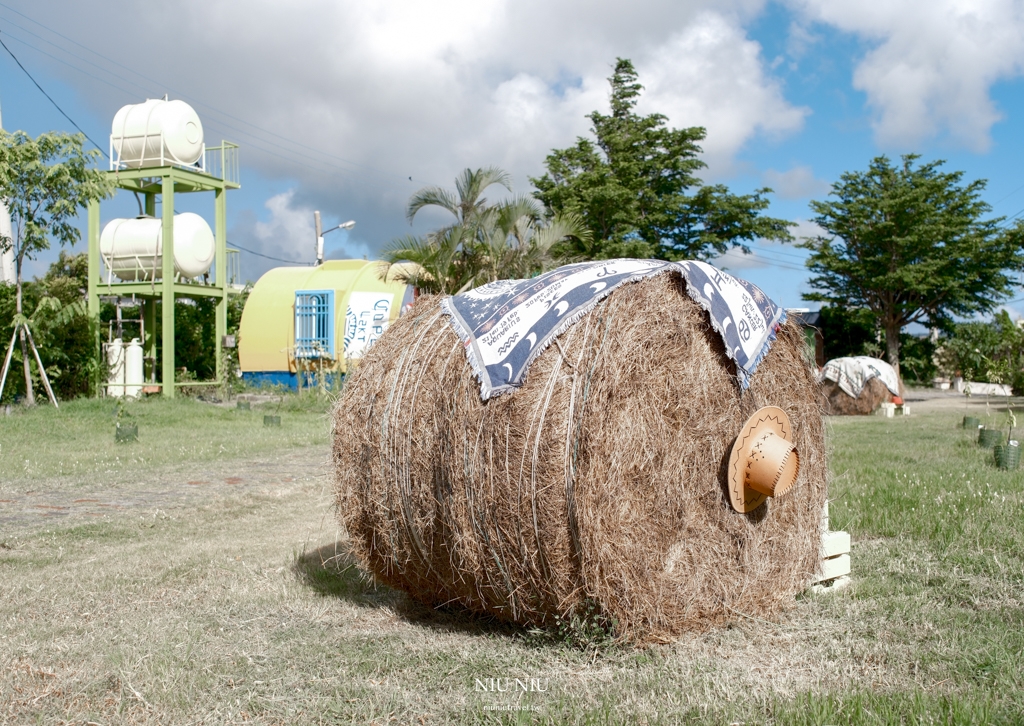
532,58,792,261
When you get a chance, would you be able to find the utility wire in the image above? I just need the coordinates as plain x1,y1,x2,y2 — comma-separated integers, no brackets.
231,243,311,265
999,204,1024,227
747,242,811,261
0,24,428,189
0,4,428,186
992,181,1024,208
0,25,424,197
0,30,107,157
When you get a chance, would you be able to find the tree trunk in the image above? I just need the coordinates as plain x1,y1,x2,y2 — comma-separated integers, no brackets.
884,320,903,395
15,274,35,406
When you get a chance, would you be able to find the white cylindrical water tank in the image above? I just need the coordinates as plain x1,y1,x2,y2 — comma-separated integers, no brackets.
125,338,144,398
106,338,125,397
111,99,204,168
100,213,215,281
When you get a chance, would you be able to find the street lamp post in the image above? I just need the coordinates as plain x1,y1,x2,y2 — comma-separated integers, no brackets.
314,210,356,265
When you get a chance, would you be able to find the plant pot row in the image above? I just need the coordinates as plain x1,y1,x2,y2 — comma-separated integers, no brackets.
113,410,283,442
962,417,1019,469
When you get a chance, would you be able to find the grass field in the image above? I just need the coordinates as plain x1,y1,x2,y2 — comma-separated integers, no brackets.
1,395,1023,724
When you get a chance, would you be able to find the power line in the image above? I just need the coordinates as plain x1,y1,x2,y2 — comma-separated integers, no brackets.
719,245,809,273
0,4,430,187
747,242,810,261
0,24,430,189
0,29,354,180
0,25,428,196
231,243,311,265
0,30,107,156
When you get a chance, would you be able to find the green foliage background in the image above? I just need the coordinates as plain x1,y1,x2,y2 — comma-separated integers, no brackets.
935,311,1024,393
0,252,100,402
532,59,792,261
1,253,248,403
801,154,1024,377
814,305,938,385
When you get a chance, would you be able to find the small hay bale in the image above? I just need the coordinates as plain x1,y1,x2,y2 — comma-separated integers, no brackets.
821,376,892,416
333,273,828,642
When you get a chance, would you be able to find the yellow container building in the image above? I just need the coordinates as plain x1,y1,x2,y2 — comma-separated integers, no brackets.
238,259,413,389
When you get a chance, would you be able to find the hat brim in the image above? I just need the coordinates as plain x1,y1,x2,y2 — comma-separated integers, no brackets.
727,406,794,513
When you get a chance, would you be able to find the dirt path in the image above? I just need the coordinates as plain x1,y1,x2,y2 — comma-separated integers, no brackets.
0,446,331,536
900,387,1024,415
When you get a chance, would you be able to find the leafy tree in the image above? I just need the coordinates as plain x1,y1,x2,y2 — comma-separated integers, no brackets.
0,252,100,402
381,167,587,293
935,311,1024,392
380,226,480,295
801,154,1024,383
531,58,793,261
815,305,937,384
475,197,589,283
817,305,877,361
0,130,113,404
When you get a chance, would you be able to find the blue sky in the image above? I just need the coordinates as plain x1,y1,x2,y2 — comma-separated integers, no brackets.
3,0,1024,319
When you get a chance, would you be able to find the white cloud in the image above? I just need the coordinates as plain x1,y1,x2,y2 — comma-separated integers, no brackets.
786,21,820,61
762,165,831,200
789,0,1024,151
253,191,316,264
8,0,807,255
712,246,768,270
639,13,810,172
234,190,373,277
790,218,828,243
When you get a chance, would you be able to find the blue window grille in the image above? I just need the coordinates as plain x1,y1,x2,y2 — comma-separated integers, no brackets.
295,289,335,359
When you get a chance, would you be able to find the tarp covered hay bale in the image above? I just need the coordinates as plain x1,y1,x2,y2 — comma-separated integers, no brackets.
333,272,828,642
821,376,893,416
819,357,900,416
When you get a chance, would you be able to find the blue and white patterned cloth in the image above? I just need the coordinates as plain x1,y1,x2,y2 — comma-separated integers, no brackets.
441,259,786,401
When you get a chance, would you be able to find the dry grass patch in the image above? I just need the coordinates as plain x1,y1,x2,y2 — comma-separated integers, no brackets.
0,399,1022,723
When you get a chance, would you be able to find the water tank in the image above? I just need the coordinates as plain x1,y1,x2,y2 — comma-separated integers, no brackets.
111,99,204,168
125,339,143,398
100,213,215,281
105,338,124,397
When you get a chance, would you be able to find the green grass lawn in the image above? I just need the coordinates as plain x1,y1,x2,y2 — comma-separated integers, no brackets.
0,395,333,489
1,399,1023,724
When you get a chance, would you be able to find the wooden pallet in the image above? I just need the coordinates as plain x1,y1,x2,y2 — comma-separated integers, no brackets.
812,502,851,593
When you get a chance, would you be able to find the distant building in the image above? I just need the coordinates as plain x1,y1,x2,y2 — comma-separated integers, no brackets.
237,259,414,389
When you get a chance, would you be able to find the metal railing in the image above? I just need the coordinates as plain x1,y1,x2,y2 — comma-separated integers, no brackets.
226,248,241,286
206,141,240,185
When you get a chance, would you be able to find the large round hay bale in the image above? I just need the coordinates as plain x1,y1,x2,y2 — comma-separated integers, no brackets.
821,376,892,415
333,273,827,642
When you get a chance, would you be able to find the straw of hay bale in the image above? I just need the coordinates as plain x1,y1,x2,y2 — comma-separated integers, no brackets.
333,272,828,642
821,376,892,416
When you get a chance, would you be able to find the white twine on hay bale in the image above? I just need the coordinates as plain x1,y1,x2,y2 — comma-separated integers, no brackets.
333,270,828,642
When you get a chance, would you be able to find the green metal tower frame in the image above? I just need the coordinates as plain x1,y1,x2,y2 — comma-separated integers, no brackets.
87,144,240,398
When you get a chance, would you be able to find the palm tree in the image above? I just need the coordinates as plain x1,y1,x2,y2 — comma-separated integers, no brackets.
406,166,512,232
381,166,589,294
377,226,478,295
475,198,589,284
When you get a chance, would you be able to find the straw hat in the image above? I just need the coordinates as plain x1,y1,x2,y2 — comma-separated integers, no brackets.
727,406,800,513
